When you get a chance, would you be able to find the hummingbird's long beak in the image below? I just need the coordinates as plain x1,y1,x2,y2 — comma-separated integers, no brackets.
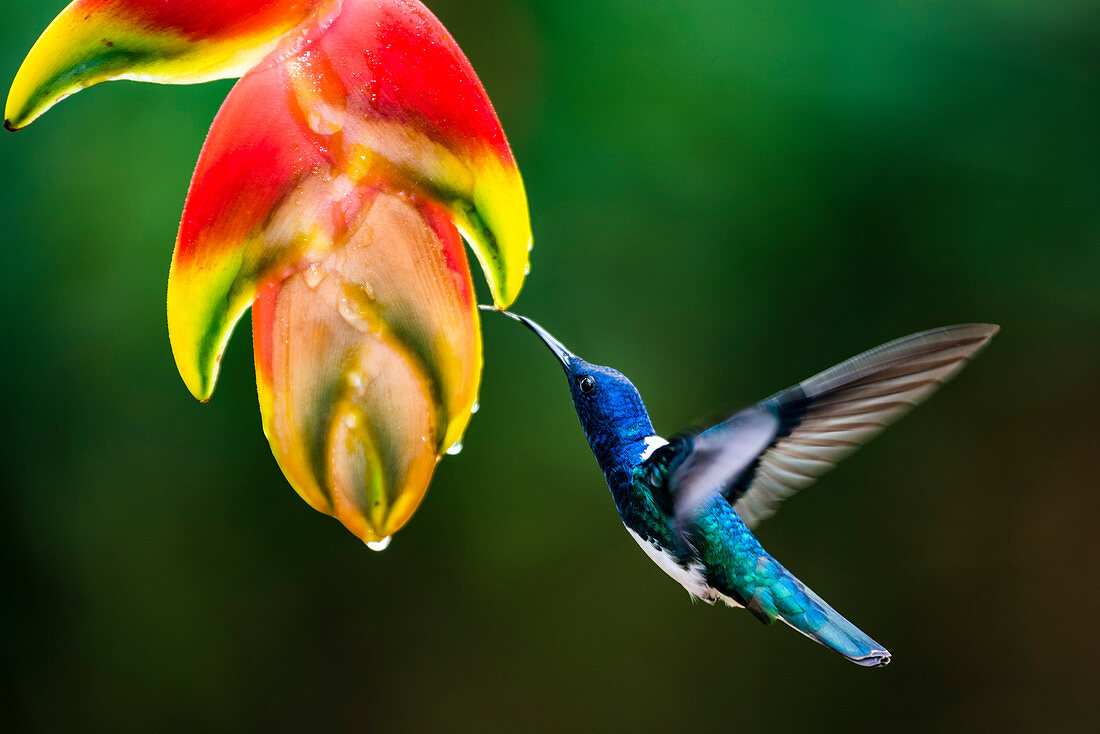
479,306,575,366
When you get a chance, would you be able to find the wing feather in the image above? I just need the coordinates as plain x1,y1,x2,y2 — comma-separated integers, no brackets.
731,324,998,527
666,324,997,528
669,407,779,526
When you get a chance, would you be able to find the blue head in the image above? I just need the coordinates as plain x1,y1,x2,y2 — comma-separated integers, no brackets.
496,310,656,478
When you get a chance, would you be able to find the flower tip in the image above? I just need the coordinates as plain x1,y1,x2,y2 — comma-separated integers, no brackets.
188,379,215,404
490,279,524,311
178,360,217,403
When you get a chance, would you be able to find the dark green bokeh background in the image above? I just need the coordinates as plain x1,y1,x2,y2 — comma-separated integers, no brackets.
2,1,1099,731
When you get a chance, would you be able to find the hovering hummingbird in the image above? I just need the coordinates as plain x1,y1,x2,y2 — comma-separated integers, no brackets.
488,307,996,666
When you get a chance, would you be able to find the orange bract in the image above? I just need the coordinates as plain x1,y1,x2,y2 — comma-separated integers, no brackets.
8,0,531,545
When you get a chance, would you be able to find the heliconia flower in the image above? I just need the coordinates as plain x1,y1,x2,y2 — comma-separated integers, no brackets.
6,0,333,131
7,0,532,546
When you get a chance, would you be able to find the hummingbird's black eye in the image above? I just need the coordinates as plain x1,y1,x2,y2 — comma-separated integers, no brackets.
579,375,596,395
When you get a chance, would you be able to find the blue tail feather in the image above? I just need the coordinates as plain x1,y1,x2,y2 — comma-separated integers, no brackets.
769,564,891,667
692,496,891,666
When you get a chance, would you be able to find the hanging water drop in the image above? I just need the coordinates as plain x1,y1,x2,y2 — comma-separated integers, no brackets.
303,262,326,289
367,536,392,552
470,400,480,414
446,440,463,456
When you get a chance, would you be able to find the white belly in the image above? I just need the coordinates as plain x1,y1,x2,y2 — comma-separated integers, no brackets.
625,527,713,600
626,435,744,609
624,527,746,608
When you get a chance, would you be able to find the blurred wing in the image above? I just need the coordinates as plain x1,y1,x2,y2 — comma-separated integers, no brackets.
729,324,998,528
670,407,778,526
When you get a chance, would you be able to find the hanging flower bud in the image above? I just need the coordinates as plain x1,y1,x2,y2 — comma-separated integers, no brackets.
7,0,532,545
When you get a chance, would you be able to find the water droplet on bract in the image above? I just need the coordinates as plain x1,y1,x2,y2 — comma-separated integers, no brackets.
446,440,464,456
343,413,358,429
367,536,392,552
524,264,531,275
338,296,371,332
303,262,326,289
348,372,364,393
470,400,480,414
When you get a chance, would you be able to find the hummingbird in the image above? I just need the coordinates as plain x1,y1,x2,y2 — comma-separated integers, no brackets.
488,306,997,667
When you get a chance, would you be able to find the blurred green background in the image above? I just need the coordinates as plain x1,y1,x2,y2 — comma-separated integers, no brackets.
2,0,1099,731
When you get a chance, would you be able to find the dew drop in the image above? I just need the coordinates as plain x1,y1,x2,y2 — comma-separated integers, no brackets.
470,400,480,414
303,262,326,289
446,440,464,456
343,413,358,429
524,263,532,275
367,536,392,552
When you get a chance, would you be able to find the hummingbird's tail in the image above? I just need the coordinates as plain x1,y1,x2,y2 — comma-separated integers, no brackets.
699,505,891,666
775,573,891,667
735,557,891,667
